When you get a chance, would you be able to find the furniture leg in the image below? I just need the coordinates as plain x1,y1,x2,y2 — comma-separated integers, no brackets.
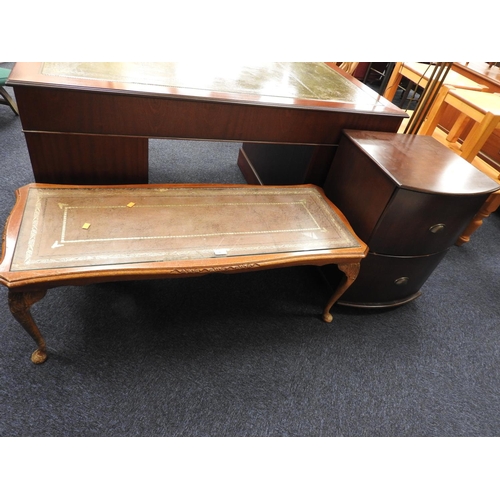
8,290,48,364
322,263,360,322
417,85,450,136
459,113,500,162
456,190,500,246
0,86,19,115
446,113,470,143
399,82,417,108
382,62,403,102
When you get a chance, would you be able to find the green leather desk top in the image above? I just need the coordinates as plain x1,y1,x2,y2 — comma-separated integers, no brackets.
40,62,374,104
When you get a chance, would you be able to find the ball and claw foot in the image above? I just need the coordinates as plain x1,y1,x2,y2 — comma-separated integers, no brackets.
322,312,333,323
31,349,47,364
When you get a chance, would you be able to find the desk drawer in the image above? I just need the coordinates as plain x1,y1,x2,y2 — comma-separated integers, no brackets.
368,189,487,255
327,251,448,307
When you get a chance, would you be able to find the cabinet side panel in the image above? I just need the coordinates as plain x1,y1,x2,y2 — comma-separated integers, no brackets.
323,136,396,244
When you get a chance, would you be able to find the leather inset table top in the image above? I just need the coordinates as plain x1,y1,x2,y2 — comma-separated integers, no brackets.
39,62,375,104
11,186,361,271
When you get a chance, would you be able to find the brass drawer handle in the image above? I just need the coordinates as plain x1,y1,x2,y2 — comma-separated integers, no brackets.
394,277,409,285
429,223,446,233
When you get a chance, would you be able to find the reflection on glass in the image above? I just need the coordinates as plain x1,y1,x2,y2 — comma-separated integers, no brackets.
41,62,375,104
11,186,361,271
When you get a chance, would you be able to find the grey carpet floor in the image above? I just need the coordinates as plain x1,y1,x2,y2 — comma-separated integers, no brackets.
1,64,500,438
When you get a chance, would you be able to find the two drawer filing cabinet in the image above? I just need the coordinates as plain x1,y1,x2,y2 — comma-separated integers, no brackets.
323,130,498,307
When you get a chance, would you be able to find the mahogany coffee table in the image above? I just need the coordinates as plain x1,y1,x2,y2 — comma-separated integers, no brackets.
0,183,367,364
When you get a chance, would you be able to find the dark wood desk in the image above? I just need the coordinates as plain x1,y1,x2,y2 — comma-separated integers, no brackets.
8,62,406,186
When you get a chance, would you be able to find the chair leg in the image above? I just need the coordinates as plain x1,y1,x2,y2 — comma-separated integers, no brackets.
456,191,500,246
446,113,470,143
418,85,450,136
0,86,19,115
460,113,500,162
382,62,403,102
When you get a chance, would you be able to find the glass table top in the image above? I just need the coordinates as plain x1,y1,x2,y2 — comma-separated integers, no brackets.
11,186,361,271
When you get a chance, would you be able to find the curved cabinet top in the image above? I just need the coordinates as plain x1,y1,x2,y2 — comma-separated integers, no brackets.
341,130,499,196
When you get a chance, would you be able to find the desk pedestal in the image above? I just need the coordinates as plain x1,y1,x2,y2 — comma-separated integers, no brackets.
323,130,498,307
237,143,337,186
25,133,149,184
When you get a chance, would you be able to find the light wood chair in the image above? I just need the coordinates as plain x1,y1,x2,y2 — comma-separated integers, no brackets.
383,62,487,104
418,85,500,245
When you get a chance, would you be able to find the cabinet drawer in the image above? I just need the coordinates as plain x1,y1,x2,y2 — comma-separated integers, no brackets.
369,189,487,255
324,251,448,307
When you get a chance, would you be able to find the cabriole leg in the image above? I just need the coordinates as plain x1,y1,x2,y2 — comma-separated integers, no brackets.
8,290,48,364
322,263,360,323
